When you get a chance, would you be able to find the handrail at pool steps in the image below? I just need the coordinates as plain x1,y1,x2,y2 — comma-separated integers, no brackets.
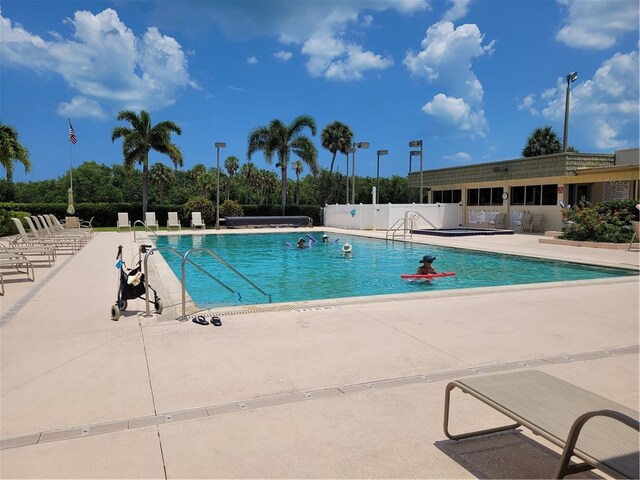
133,220,158,242
142,245,270,321
181,248,272,320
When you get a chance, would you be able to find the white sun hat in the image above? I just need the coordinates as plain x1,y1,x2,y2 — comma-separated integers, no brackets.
342,243,352,253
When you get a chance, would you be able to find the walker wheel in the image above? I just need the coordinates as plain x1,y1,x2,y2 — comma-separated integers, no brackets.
118,299,128,311
111,304,121,321
155,299,163,315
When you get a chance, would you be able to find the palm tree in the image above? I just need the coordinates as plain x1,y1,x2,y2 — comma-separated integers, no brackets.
111,110,183,217
247,114,318,215
522,126,562,157
321,121,353,173
197,171,217,200
0,122,31,183
224,155,239,200
292,160,304,205
149,163,175,204
189,163,207,183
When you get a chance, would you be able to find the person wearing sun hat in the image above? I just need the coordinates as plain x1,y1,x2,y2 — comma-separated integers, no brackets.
322,234,329,243
297,238,307,248
342,242,353,255
416,254,437,274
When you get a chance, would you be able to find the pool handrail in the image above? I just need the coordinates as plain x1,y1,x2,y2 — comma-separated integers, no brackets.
142,246,243,321
133,220,158,243
182,248,272,316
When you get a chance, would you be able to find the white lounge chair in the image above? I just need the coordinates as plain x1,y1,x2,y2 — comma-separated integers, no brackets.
145,212,160,230
191,212,205,230
492,213,506,229
628,221,639,251
0,251,35,295
117,212,131,232
167,212,181,230
12,218,80,253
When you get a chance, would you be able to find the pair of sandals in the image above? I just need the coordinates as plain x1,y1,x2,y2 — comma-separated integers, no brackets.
192,315,222,326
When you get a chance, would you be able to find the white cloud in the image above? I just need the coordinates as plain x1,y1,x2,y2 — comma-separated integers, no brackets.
443,151,472,162
422,93,487,137
151,0,428,81
274,50,293,61
404,20,493,137
443,0,472,21
517,93,540,116
0,9,197,118
247,56,258,64
556,0,639,49
57,96,107,119
523,51,638,151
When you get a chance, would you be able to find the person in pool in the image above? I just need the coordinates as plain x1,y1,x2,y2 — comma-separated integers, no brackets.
322,234,329,243
416,255,437,274
297,238,307,248
342,243,353,256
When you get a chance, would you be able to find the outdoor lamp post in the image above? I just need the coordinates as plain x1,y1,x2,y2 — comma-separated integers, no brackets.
376,150,388,204
409,140,423,202
409,150,421,203
562,72,577,152
352,142,369,204
214,142,226,228
345,148,353,203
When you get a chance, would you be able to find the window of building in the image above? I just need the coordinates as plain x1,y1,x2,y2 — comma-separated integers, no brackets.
511,186,525,205
467,189,479,205
541,184,557,205
479,188,492,205
491,187,504,205
525,185,541,205
433,189,461,203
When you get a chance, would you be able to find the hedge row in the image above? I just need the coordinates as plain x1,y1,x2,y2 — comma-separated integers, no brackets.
0,202,324,234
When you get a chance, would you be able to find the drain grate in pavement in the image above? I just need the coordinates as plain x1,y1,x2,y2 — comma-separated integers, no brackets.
1,344,637,451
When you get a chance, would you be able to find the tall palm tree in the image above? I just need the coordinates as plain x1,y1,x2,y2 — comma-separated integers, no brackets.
224,155,239,200
189,163,207,183
321,120,353,173
111,110,183,217
197,171,217,200
292,160,304,205
0,122,31,183
149,163,175,204
522,126,562,157
247,114,318,215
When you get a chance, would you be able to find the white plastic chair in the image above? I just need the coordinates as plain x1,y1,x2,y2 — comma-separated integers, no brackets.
117,212,131,232
145,212,159,230
167,212,181,230
191,212,205,230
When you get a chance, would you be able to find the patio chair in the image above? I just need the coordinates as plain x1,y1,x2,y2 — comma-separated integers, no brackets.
443,370,639,479
628,221,639,251
145,212,160,230
191,211,205,230
0,240,57,267
520,212,533,232
530,214,544,232
12,218,80,253
492,213,506,229
36,215,88,244
117,212,131,232
0,251,35,295
167,212,181,230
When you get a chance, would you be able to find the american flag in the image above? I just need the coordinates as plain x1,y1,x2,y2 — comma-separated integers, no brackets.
68,119,77,144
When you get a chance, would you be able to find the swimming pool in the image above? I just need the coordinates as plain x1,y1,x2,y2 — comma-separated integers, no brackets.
155,233,636,308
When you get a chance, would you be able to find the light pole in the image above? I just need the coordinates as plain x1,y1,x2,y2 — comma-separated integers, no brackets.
376,150,388,204
214,142,226,228
352,141,369,204
345,148,353,203
409,150,420,203
562,71,577,152
409,140,423,202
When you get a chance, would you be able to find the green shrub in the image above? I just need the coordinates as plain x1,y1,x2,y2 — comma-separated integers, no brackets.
219,199,244,218
561,199,639,243
183,196,215,226
0,209,32,237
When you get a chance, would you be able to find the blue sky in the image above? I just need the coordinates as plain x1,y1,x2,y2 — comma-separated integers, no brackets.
1,0,639,183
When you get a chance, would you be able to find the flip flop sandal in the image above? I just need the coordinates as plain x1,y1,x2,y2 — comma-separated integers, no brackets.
192,315,209,325
211,316,222,327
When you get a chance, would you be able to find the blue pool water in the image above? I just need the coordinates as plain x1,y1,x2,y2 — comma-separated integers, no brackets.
155,233,636,308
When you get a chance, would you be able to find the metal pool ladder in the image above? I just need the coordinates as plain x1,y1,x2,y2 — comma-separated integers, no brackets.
142,246,272,321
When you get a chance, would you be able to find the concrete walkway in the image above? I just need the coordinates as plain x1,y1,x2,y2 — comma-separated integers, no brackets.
1,229,638,479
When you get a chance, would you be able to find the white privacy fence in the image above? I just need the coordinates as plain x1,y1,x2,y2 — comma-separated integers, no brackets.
323,203,463,230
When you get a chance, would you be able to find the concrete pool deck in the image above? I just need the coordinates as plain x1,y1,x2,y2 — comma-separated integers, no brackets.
1,228,638,479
